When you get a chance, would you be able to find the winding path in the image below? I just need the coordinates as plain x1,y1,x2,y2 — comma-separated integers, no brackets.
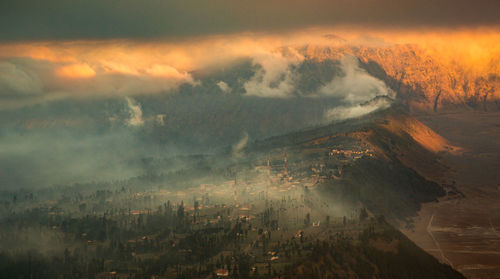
427,214,453,267
489,218,500,237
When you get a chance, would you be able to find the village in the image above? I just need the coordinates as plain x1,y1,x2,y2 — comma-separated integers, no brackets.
83,149,377,278
0,144,380,279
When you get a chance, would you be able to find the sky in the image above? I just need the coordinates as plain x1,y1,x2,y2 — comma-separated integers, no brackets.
0,0,499,41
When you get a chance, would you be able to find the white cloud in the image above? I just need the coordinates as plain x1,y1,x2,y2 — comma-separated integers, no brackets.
317,55,392,103
243,48,304,98
318,55,395,121
241,50,394,121
217,81,231,93
324,96,393,121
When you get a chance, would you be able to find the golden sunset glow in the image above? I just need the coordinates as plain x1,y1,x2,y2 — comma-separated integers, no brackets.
1,28,498,78
382,115,462,154
145,64,189,79
0,27,497,107
56,63,96,79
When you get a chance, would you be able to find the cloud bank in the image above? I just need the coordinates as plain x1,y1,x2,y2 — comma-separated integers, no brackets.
241,50,395,121
0,28,497,116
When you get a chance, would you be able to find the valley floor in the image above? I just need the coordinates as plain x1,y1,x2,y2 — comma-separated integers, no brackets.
403,111,500,279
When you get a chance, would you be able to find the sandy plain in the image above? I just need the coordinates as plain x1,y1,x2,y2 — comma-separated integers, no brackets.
403,111,500,279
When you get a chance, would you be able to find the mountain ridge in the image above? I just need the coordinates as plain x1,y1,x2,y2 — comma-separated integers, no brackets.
297,44,499,112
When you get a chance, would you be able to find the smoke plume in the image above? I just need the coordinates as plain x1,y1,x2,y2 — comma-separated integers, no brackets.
125,97,144,127
232,132,249,159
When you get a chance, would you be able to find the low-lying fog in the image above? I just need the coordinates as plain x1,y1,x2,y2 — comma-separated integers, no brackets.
0,56,394,189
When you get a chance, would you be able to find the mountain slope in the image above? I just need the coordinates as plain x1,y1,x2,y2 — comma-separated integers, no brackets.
248,107,454,222
300,44,499,112
281,221,465,279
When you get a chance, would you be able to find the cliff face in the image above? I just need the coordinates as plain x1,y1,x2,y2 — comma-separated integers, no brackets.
300,44,500,112
355,45,499,112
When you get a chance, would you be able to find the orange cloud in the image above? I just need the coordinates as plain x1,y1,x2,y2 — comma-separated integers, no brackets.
0,43,76,63
56,63,96,79
0,27,498,78
145,64,188,79
0,26,498,108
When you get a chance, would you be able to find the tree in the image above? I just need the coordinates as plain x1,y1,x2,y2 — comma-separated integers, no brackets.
304,213,310,227
359,208,368,222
